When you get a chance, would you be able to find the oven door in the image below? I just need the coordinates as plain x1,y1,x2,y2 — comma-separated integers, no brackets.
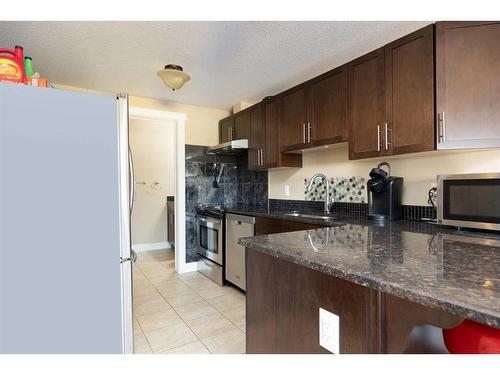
197,215,223,265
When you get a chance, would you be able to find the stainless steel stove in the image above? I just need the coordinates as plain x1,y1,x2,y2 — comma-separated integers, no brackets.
195,204,226,285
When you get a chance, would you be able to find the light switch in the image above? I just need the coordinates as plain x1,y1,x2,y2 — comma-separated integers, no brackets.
284,184,290,196
319,307,340,354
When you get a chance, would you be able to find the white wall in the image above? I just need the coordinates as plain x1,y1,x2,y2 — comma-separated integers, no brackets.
129,117,176,245
129,96,229,146
52,84,228,147
269,144,500,206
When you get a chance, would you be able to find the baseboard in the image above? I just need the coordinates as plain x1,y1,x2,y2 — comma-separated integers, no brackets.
132,242,171,252
177,261,198,274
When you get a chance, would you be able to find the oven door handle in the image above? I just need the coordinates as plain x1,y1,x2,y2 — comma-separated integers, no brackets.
198,216,221,228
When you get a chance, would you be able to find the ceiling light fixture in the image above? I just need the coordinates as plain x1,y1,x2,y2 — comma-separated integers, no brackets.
157,64,191,91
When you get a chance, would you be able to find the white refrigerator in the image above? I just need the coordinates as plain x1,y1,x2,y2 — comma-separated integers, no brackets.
0,83,133,353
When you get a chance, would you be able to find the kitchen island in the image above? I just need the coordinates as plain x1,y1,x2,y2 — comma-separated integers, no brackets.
239,218,500,353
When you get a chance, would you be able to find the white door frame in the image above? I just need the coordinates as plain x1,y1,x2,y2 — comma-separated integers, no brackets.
129,106,195,274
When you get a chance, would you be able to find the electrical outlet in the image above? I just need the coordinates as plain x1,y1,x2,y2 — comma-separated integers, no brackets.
284,184,290,197
319,308,340,354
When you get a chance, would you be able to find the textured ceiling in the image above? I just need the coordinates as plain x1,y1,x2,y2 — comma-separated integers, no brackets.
0,21,430,110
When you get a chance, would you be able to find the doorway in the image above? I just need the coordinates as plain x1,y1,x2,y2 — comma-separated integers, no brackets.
128,107,188,273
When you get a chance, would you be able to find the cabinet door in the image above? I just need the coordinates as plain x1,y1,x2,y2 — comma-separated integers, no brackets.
309,66,348,146
281,87,308,151
234,109,251,140
249,104,264,170
385,24,435,155
348,48,386,160
219,116,234,143
264,98,280,167
436,22,500,149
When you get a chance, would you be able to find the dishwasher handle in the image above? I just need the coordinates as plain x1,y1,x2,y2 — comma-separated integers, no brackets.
226,213,255,225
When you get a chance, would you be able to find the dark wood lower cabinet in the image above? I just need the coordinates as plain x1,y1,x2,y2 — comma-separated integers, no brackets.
246,247,462,354
254,216,324,235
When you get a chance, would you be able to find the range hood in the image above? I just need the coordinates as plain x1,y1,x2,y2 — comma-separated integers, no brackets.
206,139,248,155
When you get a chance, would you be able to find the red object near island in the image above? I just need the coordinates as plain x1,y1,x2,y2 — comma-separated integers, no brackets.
443,319,500,354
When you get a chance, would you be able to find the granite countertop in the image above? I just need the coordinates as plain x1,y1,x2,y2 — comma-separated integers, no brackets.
226,205,340,226
238,217,500,328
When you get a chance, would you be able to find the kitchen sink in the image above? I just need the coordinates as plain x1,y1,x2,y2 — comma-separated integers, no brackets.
283,212,335,221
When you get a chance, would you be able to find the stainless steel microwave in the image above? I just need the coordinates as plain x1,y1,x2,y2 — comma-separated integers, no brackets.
437,173,500,231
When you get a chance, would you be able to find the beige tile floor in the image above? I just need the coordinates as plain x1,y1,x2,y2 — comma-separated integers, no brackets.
132,249,246,354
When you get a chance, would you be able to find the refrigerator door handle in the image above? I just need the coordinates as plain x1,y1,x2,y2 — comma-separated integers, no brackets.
120,250,136,263
128,147,135,213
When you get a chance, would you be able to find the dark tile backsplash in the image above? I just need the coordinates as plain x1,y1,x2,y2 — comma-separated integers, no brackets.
269,199,436,221
185,154,268,263
269,199,325,214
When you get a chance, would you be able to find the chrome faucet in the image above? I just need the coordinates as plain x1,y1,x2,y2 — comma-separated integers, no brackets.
306,173,333,214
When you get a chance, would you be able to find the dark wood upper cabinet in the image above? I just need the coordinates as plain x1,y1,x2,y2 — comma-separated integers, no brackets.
220,22,499,163
219,116,234,143
245,98,302,171
218,109,250,143
280,67,348,152
233,109,251,140
281,87,308,150
348,47,386,160
436,22,500,149
263,98,280,168
385,24,435,155
248,103,264,171
309,65,348,147
348,25,435,160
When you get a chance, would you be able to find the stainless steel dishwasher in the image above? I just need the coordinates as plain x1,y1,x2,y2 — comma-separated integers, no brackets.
225,213,255,291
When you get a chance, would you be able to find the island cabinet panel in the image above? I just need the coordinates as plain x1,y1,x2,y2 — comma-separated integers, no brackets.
309,66,348,147
246,247,466,354
348,47,386,160
436,21,500,149
219,116,234,143
248,103,264,170
385,24,435,155
246,249,278,353
275,257,379,353
246,247,382,354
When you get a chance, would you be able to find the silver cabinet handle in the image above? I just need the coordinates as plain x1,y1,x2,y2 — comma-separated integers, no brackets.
377,125,381,152
260,149,264,166
307,122,312,143
257,148,260,166
234,220,242,225
303,123,306,143
438,112,446,143
384,122,391,150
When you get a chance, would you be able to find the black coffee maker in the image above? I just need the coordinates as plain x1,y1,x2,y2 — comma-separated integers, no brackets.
367,162,403,221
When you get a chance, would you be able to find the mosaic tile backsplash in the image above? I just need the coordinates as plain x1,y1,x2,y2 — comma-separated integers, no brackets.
304,176,367,203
